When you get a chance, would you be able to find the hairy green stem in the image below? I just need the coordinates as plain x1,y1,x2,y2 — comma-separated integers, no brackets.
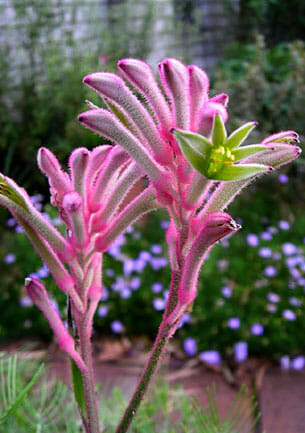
115,270,182,433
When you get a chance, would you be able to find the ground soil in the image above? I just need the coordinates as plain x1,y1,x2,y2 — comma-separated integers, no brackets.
3,340,305,433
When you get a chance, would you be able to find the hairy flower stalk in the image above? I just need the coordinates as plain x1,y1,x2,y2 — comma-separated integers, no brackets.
79,57,301,433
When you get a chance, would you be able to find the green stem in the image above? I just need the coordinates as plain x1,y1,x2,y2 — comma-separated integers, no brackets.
79,319,100,433
115,270,182,433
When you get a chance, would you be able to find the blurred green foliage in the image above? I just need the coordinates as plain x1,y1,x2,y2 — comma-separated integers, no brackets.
213,35,305,140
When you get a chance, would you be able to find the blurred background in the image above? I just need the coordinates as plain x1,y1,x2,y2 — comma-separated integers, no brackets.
0,0,305,373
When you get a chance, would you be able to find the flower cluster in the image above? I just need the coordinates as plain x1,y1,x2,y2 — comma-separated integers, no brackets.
0,57,301,433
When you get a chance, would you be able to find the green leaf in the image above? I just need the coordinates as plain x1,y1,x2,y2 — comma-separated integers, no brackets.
0,175,28,212
70,359,86,418
225,121,257,149
0,356,44,423
105,98,134,132
173,130,208,175
212,114,227,147
213,163,269,181
173,129,212,156
232,144,267,162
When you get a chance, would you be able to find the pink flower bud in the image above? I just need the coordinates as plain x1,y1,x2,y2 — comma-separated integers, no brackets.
159,58,190,130
25,277,87,371
178,212,240,306
83,73,171,165
62,191,88,249
78,109,167,186
37,148,72,199
197,101,228,137
68,148,90,198
188,65,209,131
118,58,173,143
209,93,229,107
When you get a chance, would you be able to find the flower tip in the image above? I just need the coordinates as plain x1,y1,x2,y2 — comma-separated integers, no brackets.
24,277,32,287
295,146,302,156
83,74,93,85
169,127,176,134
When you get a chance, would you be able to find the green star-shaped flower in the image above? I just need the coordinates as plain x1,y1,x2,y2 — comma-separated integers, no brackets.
173,114,270,181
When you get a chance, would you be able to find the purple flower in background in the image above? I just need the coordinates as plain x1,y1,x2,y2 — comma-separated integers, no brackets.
278,220,290,230
199,350,221,365
152,282,163,293
273,252,281,260
153,298,165,311
161,220,170,229
261,232,272,241
264,266,277,277
120,288,131,299
151,244,162,255
251,323,264,335
278,173,289,184
266,304,277,313
234,342,248,362
123,259,134,276
6,217,16,227
267,292,280,303
221,286,232,298
105,268,115,277
134,258,146,272
259,247,272,258
178,313,191,328
4,253,16,264
283,309,296,321
228,317,240,329
111,320,124,333
247,234,258,247
37,266,49,278
268,226,278,235
19,296,33,307
97,305,109,317
150,257,168,270
280,355,290,370
139,251,151,261
291,356,305,371
130,277,141,290
163,290,169,300
15,225,24,233
183,337,197,356
282,242,297,256
101,287,109,301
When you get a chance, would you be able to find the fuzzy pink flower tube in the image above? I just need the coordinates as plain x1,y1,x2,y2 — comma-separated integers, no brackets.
78,57,301,433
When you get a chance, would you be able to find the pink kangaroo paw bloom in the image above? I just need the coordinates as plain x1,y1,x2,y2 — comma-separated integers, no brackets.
62,191,89,249
90,161,143,231
83,73,171,165
78,109,176,204
85,145,112,190
95,186,161,252
0,174,74,262
25,277,87,371
16,214,83,312
159,58,191,130
88,145,130,213
197,100,228,137
178,212,240,307
209,93,229,107
37,147,72,201
68,148,90,200
117,58,173,142
188,64,209,131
